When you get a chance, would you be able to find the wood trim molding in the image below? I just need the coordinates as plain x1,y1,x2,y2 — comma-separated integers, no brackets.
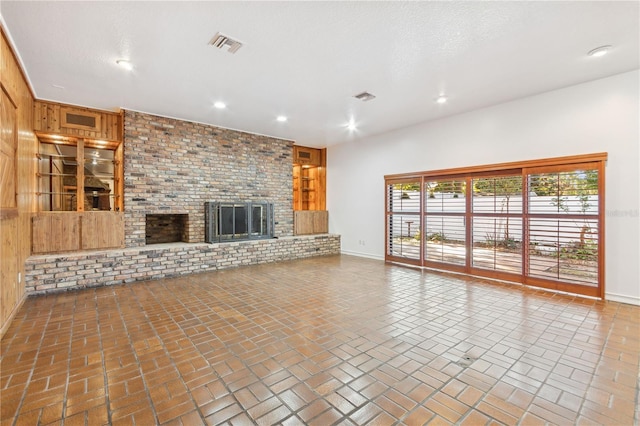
35,131,120,150
385,152,608,180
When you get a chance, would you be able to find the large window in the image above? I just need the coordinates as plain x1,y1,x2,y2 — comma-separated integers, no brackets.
385,154,606,298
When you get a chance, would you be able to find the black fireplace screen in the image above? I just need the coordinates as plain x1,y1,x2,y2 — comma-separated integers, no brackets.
205,202,274,243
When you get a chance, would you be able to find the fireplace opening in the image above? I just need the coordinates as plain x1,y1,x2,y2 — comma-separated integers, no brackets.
205,202,274,243
146,214,188,244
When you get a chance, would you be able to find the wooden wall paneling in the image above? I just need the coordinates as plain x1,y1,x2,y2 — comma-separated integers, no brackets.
33,100,48,133
32,213,80,253
0,32,24,103
81,212,124,250
15,72,36,336
1,88,17,210
1,28,37,336
0,86,18,336
34,100,123,142
116,110,124,142
0,217,19,334
48,102,60,133
33,101,60,133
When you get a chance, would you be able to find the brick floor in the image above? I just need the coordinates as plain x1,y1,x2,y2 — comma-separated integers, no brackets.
2,254,639,425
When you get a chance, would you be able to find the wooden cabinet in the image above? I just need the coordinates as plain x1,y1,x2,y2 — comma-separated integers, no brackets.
32,212,124,254
294,210,328,235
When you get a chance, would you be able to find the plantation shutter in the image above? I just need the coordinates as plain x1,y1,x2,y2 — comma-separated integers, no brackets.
525,164,602,294
470,174,523,276
423,178,466,267
384,154,606,298
386,179,421,263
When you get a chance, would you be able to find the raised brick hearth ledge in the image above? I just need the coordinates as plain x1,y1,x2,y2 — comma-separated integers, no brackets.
25,234,340,294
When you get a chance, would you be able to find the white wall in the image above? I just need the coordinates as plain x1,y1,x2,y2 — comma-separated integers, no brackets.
327,70,639,305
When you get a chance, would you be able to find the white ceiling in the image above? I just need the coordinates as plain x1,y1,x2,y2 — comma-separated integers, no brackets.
1,1,638,148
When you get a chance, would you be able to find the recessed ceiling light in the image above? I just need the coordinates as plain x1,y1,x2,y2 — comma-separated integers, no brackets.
347,119,357,131
587,45,611,58
436,95,448,104
214,101,227,109
116,59,133,70
276,116,287,122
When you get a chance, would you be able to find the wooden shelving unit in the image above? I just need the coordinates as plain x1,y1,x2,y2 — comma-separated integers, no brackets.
293,145,328,234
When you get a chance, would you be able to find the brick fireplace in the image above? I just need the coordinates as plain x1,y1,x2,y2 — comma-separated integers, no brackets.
25,111,340,295
123,110,294,247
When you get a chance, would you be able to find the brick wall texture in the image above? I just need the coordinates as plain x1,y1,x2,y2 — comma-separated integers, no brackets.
25,235,341,294
124,110,294,247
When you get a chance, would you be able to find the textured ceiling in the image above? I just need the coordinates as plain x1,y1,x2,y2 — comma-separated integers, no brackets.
1,1,638,147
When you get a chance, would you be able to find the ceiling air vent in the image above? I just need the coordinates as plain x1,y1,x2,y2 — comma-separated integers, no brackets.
354,91,376,102
66,113,96,128
60,107,101,131
209,32,243,54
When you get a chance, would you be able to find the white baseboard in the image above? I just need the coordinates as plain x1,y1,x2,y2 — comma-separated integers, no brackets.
340,250,385,261
605,292,640,306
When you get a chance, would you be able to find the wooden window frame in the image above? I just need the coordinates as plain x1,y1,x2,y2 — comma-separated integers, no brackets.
36,132,124,213
385,153,607,298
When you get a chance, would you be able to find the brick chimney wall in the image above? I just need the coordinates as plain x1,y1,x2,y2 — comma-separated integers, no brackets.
124,111,294,247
